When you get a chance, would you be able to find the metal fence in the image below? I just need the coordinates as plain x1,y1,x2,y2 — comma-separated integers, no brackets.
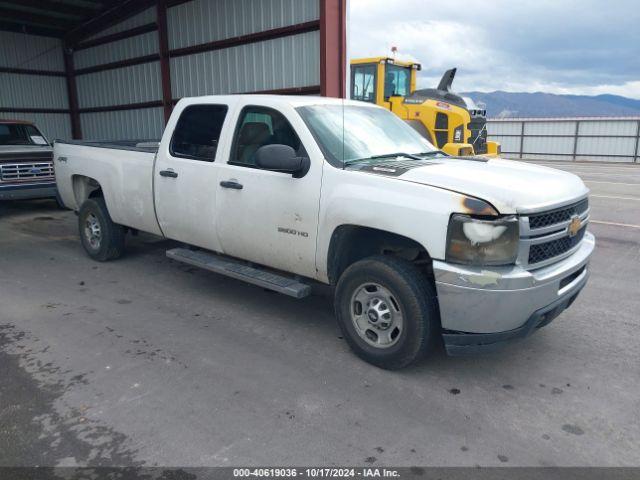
487,117,640,163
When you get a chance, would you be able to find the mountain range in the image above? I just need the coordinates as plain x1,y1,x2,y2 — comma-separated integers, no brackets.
460,91,640,118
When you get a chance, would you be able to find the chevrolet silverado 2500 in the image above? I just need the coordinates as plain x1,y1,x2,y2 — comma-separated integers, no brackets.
0,119,58,201
54,95,594,369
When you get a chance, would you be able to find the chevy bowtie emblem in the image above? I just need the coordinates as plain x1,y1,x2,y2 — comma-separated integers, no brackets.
568,215,582,237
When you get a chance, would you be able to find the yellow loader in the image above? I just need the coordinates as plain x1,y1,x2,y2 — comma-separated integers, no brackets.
350,57,500,157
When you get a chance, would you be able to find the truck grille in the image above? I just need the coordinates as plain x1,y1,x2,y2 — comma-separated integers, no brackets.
528,227,586,264
0,162,54,182
528,198,589,229
520,198,590,268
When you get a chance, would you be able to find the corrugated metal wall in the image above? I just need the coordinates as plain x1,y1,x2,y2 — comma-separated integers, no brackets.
0,30,63,70
170,31,319,97
81,108,165,140
487,118,640,163
84,8,157,41
0,30,71,140
168,0,319,48
74,31,159,69
77,62,162,108
167,0,320,98
1,74,68,109
167,0,321,97
72,0,321,140
74,7,162,140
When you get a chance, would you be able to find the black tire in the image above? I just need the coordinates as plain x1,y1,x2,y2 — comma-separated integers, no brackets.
78,197,125,261
54,190,66,209
334,255,439,369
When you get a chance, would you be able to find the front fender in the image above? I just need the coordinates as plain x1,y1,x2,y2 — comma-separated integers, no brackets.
315,165,472,283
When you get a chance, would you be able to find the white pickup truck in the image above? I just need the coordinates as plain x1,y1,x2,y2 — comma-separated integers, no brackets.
54,95,594,369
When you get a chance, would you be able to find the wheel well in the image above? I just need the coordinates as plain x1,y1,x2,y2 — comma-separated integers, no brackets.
327,225,433,285
72,175,103,208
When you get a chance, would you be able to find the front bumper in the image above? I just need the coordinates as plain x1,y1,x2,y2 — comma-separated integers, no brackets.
433,231,595,355
0,182,57,200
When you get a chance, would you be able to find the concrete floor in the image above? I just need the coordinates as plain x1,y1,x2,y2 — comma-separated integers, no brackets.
0,161,639,468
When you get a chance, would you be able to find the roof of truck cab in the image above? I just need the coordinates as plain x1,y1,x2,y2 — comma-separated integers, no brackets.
176,95,377,109
0,119,34,125
248,95,374,107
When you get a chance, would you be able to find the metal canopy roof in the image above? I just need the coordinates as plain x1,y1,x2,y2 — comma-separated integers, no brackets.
0,0,117,37
0,0,160,44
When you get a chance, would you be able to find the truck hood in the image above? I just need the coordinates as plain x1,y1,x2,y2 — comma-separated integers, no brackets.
399,157,589,214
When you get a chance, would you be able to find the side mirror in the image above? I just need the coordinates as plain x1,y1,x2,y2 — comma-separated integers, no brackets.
254,144,309,178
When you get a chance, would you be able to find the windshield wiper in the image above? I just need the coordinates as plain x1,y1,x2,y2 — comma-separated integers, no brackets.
370,152,423,161
344,150,444,166
415,150,447,157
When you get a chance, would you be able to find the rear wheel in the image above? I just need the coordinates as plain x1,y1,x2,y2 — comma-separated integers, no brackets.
54,190,66,209
78,197,125,261
335,255,439,369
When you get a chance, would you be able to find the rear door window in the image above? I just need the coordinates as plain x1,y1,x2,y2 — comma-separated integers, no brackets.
170,105,228,161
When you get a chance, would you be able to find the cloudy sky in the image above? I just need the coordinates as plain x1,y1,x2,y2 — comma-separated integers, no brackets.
349,0,640,98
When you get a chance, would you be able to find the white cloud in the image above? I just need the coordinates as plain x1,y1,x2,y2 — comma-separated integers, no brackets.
348,0,640,99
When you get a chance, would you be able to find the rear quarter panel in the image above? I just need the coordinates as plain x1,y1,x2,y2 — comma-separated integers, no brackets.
54,142,162,236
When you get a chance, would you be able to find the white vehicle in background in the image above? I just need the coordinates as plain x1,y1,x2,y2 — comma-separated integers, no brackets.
53,95,594,369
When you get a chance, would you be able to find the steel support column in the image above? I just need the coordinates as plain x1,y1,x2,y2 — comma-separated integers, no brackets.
157,0,173,124
320,0,347,98
63,46,82,139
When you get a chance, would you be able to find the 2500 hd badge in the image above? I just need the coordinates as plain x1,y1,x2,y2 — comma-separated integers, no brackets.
278,227,309,238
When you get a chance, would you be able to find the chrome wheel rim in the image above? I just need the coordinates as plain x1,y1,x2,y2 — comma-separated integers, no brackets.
84,213,102,250
350,282,403,348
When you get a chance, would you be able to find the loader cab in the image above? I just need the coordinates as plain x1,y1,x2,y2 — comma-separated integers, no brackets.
350,57,419,107
384,63,412,98
349,57,501,157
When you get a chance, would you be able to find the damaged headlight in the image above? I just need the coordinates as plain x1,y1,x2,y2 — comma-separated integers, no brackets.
446,214,519,265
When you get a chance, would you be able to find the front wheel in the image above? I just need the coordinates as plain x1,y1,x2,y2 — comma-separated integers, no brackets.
78,197,125,261
334,255,439,369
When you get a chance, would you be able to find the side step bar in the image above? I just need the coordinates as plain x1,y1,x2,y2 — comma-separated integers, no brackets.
166,247,312,299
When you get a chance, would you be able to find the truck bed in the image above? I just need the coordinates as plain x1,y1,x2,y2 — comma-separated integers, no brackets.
53,139,163,236
56,139,160,154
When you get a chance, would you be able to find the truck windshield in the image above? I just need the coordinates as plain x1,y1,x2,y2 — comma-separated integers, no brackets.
0,124,47,146
297,104,437,166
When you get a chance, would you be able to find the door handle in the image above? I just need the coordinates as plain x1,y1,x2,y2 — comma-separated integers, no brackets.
159,170,178,178
220,180,243,190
